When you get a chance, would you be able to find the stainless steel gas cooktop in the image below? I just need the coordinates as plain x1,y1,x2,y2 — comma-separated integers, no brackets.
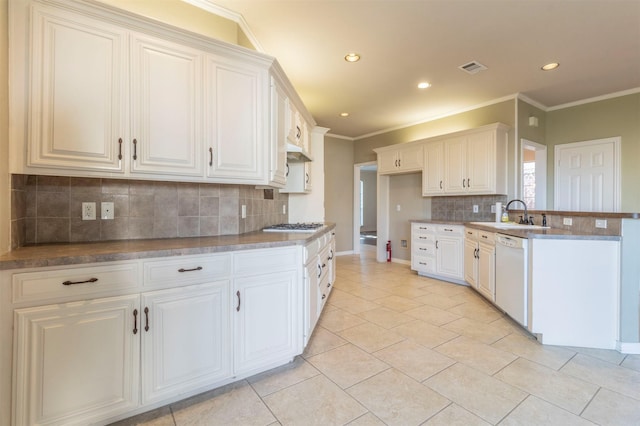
262,223,325,233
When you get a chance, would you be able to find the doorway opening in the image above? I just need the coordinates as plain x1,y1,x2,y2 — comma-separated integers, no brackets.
353,162,377,254
521,139,547,209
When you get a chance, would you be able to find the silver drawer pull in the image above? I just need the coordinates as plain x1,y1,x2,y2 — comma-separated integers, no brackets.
63,277,98,286
178,266,203,273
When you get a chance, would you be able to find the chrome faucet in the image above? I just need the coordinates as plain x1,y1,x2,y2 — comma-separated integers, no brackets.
505,199,529,224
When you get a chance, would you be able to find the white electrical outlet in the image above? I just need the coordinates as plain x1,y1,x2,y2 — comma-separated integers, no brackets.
595,219,607,229
241,204,247,219
82,202,96,220
473,205,479,213
563,217,573,226
396,204,401,212
491,205,496,213
101,202,114,220
282,204,286,214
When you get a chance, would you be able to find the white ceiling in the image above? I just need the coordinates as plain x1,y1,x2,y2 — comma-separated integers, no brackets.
205,0,640,139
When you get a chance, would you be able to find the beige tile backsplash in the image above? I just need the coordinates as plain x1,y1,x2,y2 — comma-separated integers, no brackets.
10,175,288,248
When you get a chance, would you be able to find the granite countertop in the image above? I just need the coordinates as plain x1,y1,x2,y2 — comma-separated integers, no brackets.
0,224,336,270
410,219,621,241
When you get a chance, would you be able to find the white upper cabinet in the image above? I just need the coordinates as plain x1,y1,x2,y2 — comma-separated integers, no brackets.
268,76,289,187
422,141,445,195
10,0,314,186
206,57,267,183
443,124,508,195
26,4,127,173
376,143,424,175
130,34,204,177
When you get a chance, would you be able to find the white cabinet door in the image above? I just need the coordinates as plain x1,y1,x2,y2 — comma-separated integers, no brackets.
233,270,299,376
378,144,424,175
436,235,463,279
444,136,467,193
476,243,495,301
397,144,424,173
13,295,140,426
422,141,445,195
207,58,267,182
466,130,495,193
27,5,127,172
464,237,478,286
269,77,288,187
304,261,319,346
141,281,231,405
130,35,203,177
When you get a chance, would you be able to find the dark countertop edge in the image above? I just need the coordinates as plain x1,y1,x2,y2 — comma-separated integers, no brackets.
505,210,639,219
410,219,621,240
0,224,336,271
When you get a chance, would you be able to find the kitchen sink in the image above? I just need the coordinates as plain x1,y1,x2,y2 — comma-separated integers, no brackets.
468,222,550,230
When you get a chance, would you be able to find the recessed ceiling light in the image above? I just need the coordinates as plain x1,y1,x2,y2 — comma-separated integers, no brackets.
344,53,360,63
541,62,560,71
418,82,431,89
340,112,350,117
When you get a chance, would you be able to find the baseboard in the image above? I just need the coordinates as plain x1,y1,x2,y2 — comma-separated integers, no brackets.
392,258,411,266
617,341,640,354
336,250,354,256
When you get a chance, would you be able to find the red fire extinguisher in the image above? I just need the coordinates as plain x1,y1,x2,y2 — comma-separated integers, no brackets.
386,240,392,262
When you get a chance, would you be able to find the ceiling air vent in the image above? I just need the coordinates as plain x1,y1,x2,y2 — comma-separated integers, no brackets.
458,61,488,74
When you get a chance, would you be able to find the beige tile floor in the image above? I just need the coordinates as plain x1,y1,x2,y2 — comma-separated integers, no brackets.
113,245,640,426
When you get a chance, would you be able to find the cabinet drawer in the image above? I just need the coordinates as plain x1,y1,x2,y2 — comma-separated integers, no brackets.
411,255,435,273
464,228,478,239
12,262,139,304
413,242,436,257
413,233,435,243
412,223,437,234
437,225,463,235
234,246,299,275
477,231,495,244
143,254,231,288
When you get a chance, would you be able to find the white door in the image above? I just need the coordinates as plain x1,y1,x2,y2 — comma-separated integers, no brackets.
130,34,203,177
555,137,620,211
141,282,231,404
13,295,140,426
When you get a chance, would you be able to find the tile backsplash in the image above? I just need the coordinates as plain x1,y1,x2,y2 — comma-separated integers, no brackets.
10,175,288,248
431,195,508,222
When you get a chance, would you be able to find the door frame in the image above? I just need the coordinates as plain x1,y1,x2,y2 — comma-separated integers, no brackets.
521,139,547,209
554,137,621,212
353,161,377,255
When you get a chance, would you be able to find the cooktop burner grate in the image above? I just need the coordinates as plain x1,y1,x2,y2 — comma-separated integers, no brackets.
262,223,325,233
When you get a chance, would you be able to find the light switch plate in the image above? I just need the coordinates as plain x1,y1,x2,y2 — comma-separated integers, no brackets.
563,217,573,226
241,205,247,219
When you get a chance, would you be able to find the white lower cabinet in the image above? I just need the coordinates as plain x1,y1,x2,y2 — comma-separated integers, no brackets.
233,269,299,376
4,238,323,425
464,228,496,301
14,295,140,426
302,233,335,346
141,281,231,405
411,223,464,283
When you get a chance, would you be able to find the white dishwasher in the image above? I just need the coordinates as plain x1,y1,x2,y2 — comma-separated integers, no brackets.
495,234,528,327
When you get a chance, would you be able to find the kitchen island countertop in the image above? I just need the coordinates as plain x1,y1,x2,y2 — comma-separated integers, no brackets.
410,219,621,241
0,224,336,270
